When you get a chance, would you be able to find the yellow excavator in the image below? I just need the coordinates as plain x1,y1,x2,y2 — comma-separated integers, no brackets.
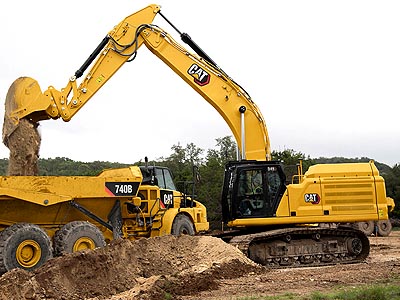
2,4,394,270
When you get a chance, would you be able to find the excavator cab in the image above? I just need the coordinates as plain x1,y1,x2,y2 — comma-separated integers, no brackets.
221,161,286,223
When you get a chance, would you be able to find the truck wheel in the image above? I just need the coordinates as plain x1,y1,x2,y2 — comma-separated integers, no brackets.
376,220,392,237
353,221,374,236
171,214,195,236
0,223,52,274
54,221,106,256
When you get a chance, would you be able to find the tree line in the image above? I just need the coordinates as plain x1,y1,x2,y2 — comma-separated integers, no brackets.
0,136,398,229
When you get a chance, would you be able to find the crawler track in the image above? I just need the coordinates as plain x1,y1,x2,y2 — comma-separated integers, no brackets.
228,227,370,268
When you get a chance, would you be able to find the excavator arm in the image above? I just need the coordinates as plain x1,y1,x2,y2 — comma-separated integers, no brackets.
4,4,160,126
3,4,270,161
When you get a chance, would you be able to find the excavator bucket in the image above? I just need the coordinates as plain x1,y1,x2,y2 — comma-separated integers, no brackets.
2,77,50,147
2,77,46,175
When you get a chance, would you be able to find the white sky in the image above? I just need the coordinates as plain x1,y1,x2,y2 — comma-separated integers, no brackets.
0,1,399,166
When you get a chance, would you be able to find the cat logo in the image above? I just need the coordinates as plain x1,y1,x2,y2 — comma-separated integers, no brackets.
304,193,320,205
187,64,210,86
160,190,174,208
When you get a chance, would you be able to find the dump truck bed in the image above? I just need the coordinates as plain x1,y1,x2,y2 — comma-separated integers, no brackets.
0,166,142,228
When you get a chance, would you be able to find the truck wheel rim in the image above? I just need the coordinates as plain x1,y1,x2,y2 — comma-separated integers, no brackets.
73,237,95,252
16,240,42,268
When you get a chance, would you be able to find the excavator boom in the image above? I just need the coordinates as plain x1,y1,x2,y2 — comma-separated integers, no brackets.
3,3,270,161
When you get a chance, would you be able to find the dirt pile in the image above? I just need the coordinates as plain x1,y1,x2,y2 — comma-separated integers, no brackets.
182,232,400,300
0,235,261,300
3,118,41,175
2,77,41,175
0,233,399,300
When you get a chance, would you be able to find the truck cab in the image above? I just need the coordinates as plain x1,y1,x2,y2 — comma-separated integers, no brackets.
139,165,176,191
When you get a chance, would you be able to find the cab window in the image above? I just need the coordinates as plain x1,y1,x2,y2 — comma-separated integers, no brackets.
155,168,176,190
235,167,283,218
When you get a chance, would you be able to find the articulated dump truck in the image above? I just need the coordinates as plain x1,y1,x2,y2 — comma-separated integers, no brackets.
0,165,208,274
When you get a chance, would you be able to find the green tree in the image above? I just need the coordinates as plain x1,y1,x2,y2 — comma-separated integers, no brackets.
0,158,8,175
197,136,237,229
382,163,400,218
159,142,204,193
158,136,236,230
271,149,315,184
38,157,130,176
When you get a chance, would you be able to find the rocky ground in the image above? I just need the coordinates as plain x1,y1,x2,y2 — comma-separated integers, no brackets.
0,231,399,300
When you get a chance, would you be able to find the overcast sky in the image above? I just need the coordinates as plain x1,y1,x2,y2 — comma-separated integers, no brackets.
0,1,399,166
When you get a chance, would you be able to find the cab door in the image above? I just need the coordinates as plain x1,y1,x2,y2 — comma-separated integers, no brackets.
222,161,286,222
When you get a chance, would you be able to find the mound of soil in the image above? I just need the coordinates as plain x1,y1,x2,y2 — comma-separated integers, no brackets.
0,235,261,300
0,232,399,300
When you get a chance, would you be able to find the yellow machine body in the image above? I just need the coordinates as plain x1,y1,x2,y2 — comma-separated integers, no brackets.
0,166,208,243
227,161,393,228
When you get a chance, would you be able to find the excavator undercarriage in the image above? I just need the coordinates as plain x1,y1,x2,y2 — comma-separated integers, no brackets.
221,226,370,268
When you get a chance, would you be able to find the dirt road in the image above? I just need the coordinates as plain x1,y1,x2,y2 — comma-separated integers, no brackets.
182,231,400,300
0,231,399,300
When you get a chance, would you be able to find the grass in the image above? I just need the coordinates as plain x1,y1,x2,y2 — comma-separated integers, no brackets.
237,284,400,300
308,284,400,300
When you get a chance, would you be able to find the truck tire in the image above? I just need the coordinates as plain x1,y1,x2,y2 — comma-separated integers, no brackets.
376,220,392,237
353,221,375,236
0,223,52,274
171,214,195,236
54,221,106,256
